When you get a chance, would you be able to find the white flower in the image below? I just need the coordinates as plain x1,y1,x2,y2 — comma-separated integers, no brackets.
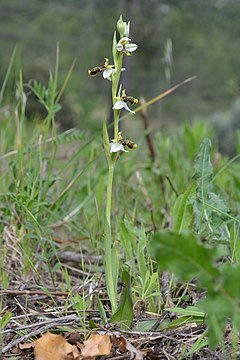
125,43,138,52
112,100,135,113
103,68,116,81
116,37,138,54
103,67,125,81
110,142,128,153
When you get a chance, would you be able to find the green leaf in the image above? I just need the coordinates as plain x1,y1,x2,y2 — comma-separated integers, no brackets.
200,263,240,347
111,270,133,330
159,315,204,331
0,312,12,329
1,270,9,290
166,306,205,318
186,331,208,356
134,320,156,332
151,230,219,289
193,138,213,200
151,230,240,348
120,221,134,261
96,295,108,325
173,182,196,232
230,223,240,263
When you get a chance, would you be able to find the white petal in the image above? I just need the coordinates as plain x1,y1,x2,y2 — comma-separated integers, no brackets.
110,142,128,153
125,43,138,52
103,69,113,79
121,68,126,72
123,102,135,114
112,100,124,110
116,43,124,51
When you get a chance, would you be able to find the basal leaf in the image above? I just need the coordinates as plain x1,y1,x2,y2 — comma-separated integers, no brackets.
111,270,133,330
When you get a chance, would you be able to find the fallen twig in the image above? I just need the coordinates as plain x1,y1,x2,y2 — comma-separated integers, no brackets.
1,314,81,354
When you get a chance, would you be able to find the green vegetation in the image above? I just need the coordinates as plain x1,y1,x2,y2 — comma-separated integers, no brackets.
1,11,240,360
1,0,240,150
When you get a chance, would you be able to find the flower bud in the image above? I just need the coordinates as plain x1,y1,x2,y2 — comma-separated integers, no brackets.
117,16,125,38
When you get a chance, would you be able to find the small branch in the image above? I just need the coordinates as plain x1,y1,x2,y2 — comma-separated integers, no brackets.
165,175,178,197
0,289,69,296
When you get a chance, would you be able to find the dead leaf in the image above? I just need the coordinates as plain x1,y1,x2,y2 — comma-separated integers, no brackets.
34,332,81,360
114,335,144,360
66,332,82,345
81,334,112,358
19,342,35,350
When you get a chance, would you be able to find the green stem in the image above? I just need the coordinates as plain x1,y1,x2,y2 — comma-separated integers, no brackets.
17,70,26,189
112,53,123,139
106,162,115,225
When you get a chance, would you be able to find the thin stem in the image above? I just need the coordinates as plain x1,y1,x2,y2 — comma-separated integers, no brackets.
16,70,26,189
113,110,120,139
106,163,115,225
112,53,123,139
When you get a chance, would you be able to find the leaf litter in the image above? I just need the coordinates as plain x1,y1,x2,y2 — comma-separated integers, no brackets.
0,222,234,359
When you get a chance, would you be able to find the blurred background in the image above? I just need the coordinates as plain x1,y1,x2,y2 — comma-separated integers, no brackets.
1,0,240,154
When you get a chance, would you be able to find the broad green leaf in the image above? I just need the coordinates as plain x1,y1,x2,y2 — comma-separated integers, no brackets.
151,230,219,289
193,138,213,200
111,270,133,330
166,306,205,318
159,315,204,331
200,263,240,347
134,320,156,332
173,182,196,232
152,230,240,348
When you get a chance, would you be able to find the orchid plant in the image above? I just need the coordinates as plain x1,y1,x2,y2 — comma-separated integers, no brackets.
88,16,138,311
